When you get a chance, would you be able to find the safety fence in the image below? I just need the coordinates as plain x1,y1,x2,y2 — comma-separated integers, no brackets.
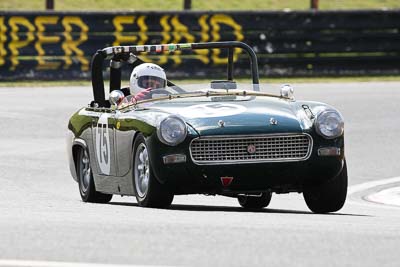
0,10,399,80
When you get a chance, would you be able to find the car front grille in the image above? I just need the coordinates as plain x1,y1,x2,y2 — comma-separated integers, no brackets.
190,134,312,165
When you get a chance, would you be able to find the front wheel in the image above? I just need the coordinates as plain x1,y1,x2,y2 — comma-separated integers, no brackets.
303,160,348,213
133,134,174,208
238,192,272,209
77,147,112,203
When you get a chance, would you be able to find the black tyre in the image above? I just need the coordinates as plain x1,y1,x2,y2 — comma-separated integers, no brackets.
238,192,272,209
303,160,348,213
77,147,113,203
133,134,174,208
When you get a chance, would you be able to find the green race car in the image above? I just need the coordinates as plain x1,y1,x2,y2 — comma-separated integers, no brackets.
67,41,347,213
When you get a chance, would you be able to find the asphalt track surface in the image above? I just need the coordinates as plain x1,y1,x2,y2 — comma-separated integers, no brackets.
0,82,400,267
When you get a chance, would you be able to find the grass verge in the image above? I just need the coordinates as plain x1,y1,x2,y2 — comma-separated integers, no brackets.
1,76,400,87
1,0,399,11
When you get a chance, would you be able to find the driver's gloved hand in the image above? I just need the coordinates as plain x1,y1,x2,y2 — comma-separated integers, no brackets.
134,88,152,101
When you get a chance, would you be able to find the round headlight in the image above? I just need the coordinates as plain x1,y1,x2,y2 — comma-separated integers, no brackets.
315,110,344,139
157,115,187,146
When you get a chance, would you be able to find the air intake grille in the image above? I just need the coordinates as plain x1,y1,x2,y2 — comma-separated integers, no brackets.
190,134,312,164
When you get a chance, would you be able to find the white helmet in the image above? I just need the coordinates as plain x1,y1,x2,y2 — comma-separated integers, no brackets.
129,63,167,95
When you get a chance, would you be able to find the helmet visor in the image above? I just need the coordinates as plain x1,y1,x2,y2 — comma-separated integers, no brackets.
138,76,166,89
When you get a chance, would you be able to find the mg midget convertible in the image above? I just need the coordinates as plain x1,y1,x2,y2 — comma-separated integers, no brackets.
67,41,347,213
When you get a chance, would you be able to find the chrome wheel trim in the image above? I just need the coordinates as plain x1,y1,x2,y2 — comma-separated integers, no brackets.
134,143,150,198
80,149,91,193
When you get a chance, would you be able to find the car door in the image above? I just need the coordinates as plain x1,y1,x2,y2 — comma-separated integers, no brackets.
91,110,117,177
114,111,136,177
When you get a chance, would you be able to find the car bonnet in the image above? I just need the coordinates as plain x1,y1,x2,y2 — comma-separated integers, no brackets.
145,96,307,136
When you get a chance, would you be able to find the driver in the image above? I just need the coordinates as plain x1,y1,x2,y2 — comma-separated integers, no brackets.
129,63,167,101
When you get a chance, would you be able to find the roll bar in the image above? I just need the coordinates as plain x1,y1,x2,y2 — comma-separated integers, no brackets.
91,41,260,107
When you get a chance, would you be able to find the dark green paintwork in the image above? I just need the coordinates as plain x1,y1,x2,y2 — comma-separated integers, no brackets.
68,93,345,195
143,96,305,135
68,109,93,137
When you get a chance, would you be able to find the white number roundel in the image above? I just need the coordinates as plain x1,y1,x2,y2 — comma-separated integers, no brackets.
95,114,111,175
181,103,246,118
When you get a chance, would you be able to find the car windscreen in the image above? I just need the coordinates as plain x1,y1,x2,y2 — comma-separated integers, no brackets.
117,83,284,109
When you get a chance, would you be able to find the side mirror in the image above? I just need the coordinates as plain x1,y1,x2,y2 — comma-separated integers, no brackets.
280,84,295,100
109,90,125,106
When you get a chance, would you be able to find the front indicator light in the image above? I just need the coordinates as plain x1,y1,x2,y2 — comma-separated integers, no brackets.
163,154,187,164
318,147,341,156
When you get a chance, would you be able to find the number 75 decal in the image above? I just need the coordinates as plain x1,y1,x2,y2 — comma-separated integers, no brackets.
95,114,111,175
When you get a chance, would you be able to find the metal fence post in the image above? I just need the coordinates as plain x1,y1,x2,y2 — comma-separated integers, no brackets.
183,0,192,10
311,0,319,9
46,0,54,10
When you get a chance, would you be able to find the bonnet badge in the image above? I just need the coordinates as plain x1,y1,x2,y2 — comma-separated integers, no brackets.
247,144,256,154
270,117,278,125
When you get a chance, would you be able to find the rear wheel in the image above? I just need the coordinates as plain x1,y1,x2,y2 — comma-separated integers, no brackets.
133,134,174,208
238,192,272,209
303,160,348,213
77,147,112,203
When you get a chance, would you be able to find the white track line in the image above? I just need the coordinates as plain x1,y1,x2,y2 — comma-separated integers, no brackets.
347,176,400,195
366,186,400,206
0,259,173,267
347,176,400,207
